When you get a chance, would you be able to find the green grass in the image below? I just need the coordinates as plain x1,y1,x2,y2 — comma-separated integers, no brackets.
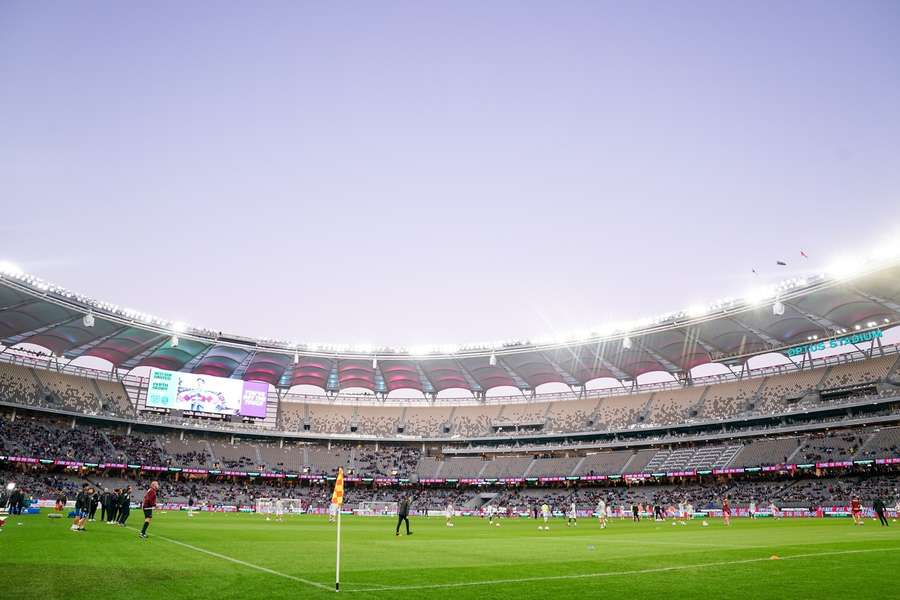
2,511,900,599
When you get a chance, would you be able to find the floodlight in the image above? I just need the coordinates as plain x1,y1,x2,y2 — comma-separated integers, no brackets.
372,357,378,369
0,261,24,277
82,312,95,327
622,337,633,350
772,301,785,316
489,352,497,366
171,335,179,348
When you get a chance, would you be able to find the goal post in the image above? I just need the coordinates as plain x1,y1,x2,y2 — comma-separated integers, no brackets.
357,501,398,516
255,498,304,515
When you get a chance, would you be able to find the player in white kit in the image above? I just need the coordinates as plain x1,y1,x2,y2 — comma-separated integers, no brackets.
567,502,577,527
597,498,607,528
446,503,455,527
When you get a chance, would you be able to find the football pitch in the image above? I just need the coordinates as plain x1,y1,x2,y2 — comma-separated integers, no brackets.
3,513,900,599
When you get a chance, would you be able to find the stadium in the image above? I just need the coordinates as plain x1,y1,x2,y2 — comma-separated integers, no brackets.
4,3,900,600
3,251,900,599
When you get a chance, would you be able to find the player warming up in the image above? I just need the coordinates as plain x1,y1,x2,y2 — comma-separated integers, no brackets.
597,498,607,529
538,503,551,530
722,497,731,526
139,481,159,539
446,502,454,527
851,496,863,526
567,502,577,527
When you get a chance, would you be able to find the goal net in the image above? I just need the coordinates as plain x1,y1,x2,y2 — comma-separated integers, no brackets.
255,498,304,515
357,501,398,516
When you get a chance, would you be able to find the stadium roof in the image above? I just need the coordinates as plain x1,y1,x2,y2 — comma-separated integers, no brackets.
1,256,899,394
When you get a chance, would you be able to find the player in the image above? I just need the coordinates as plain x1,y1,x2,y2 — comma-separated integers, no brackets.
71,484,90,531
139,481,159,539
748,500,757,520
685,501,694,521
328,501,338,523
596,498,607,529
851,495,863,526
55,490,66,513
486,504,495,525
677,500,686,525
722,497,731,526
539,503,551,530
446,502,454,527
769,501,780,520
274,499,285,522
567,501,577,527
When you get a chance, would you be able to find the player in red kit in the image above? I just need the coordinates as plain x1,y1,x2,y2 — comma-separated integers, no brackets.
139,481,159,539
722,497,732,526
851,496,863,526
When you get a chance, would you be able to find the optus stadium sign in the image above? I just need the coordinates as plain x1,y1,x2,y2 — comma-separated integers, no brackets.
786,329,884,358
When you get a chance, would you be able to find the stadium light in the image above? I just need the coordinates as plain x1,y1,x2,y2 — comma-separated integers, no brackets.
686,305,709,319
293,351,299,365
0,261,24,278
82,311,95,328
622,337,633,350
772,300,785,316
171,335,179,348
372,357,378,369
825,256,862,281
489,352,496,366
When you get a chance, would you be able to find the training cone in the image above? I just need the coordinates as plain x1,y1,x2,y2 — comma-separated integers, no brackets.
770,555,780,560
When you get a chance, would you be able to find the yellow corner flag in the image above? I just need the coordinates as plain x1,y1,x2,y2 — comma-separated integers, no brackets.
333,467,345,592
331,467,345,506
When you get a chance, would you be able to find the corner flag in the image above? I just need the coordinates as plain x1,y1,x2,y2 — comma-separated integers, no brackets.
331,467,344,507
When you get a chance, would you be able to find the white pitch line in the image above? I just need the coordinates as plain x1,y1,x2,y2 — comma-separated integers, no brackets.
129,528,331,592
344,547,900,593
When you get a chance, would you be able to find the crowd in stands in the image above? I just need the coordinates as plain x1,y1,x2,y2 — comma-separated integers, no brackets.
2,353,898,440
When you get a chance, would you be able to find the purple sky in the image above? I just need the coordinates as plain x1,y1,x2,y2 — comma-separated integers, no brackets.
2,1,899,349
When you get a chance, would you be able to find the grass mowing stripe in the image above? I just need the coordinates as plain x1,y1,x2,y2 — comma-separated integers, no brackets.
126,527,332,591
344,546,900,593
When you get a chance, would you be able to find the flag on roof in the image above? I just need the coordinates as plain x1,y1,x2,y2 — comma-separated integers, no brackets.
331,467,344,507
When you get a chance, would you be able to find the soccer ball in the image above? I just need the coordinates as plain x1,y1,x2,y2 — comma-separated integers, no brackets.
495,523,500,527
538,526,543,530
702,521,709,527
671,522,676,526
447,523,454,527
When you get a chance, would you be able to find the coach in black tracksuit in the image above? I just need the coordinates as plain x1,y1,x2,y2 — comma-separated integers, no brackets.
874,498,889,526
395,496,412,536
100,489,111,522
117,486,132,525
89,490,100,521
108,489,120,524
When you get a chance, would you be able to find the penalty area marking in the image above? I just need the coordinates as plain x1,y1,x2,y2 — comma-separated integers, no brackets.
127,527,331,592
344,547,900,593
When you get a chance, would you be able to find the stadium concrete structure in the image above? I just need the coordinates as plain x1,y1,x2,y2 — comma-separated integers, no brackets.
2,259,900,510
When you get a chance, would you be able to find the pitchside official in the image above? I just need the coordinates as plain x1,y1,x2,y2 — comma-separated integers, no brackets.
395,495,412,536
139,481,159,539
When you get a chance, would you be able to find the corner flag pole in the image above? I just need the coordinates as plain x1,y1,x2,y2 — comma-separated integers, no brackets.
332,467,345,592
335,507,342,592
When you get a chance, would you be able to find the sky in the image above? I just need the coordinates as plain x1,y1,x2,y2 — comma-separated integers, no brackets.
2,1,900,350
